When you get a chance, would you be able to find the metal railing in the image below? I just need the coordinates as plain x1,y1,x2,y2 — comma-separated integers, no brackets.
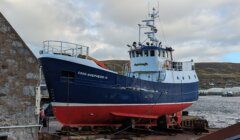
42,40,89,58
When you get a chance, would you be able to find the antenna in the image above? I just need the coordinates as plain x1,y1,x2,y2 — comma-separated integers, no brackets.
156,2,169,46
138,24,141,44
148,1,150,16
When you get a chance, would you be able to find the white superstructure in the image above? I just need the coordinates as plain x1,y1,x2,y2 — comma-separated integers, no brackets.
125,7,198,84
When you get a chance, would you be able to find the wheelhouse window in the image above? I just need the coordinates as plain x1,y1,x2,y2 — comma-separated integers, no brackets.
163,51,165,57
132,51,135,58
136,51,142,57
150,50,155,56
158,50,161,57
167,51,171,59
144,50,148,57
139,51,143,57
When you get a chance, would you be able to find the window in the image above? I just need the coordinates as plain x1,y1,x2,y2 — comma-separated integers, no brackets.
61,71,75,79
192,65,195,70
0,135,7,140
132,51,135,58
163,51,165,57
129,52,131,58
136,51,142,57
150,50,155,56
188,75,191,79
177,76,179,80
166,51,169,58
194,75,197,79
144,50,149,57
136,52,139,57
182,76,184,80
158,50,161,57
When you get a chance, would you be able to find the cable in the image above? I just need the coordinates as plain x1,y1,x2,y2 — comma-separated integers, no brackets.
67,74,71,139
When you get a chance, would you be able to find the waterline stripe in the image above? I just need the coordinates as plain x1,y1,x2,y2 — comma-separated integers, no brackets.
51,101,194,107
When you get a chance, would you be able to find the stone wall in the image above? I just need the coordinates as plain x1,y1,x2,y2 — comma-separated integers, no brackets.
0,12,39,140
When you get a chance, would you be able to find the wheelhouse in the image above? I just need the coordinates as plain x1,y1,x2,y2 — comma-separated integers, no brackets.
129,45,173,60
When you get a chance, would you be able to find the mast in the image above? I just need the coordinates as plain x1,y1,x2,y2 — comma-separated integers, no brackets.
138,7,159,46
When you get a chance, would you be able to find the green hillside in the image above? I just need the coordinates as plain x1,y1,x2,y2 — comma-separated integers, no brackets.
102,60,240,89
195,63,240,89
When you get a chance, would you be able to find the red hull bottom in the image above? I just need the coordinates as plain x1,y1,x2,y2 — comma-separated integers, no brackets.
52,103,192,126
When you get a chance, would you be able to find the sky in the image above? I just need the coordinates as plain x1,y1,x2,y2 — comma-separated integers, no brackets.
0,0,240,62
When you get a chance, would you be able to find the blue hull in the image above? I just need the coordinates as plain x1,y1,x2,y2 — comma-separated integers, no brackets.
39,57,198,104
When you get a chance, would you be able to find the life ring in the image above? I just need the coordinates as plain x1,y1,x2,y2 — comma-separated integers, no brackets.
164,61,171,68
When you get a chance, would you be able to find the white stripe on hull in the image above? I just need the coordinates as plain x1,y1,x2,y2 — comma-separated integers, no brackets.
51,101,194,107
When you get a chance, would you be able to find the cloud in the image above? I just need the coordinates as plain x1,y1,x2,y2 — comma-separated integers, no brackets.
174,40,240,62
0,0,240,62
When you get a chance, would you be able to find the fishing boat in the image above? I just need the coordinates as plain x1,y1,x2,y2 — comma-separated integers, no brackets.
39,7,198,127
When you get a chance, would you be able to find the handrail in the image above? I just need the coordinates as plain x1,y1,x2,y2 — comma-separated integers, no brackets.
43,40,89,48
0,124,41,129
42,40,89,58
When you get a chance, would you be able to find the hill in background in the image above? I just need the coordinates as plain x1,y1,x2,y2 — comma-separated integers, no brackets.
196,63,240,89
102,60,240,89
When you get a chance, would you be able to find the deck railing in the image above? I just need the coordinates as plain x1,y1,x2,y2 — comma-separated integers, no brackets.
42,40,89,57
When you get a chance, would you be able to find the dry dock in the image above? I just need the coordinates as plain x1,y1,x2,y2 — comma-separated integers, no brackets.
38,129,219,140
39,123,240,140
38,118,222,140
